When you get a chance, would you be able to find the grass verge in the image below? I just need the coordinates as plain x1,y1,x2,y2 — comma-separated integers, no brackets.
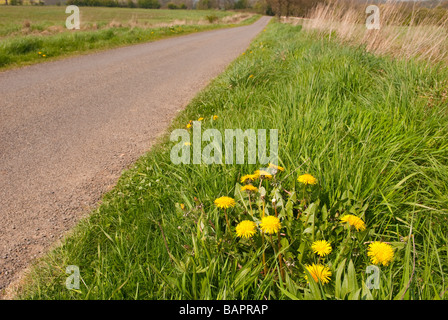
16,20,448,300
297,1,448,65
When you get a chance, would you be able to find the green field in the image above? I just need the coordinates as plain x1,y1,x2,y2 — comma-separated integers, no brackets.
0,6,257,70
0,6,237,36
16,20,448,300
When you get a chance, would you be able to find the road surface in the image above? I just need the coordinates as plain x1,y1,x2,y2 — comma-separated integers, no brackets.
0,16,271,292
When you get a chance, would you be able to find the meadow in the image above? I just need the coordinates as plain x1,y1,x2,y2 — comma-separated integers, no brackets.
0,6,257,69
15,19,448,300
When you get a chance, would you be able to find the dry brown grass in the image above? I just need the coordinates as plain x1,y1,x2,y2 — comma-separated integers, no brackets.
288,0,448,64
146,13,254,28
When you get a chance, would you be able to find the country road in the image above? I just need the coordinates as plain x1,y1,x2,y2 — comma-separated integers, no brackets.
0,16,271,292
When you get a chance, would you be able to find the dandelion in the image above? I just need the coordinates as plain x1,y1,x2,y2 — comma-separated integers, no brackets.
186,120,192,129
254,169,272,180
240,174,258,184
304,263,332,284
260,215,281,277
268,163,284,172
297,174,317,185
214,196,236,209
38,52,42,55
367,241,394,266
180,203,185,210
42,54,46,57
340,214,366,231
241,184,257,193
213,115,218,120
184,142,191,146
260,216,281,235
235,220,257,239
215,196,236,232
311,240,332,257
249,74,254,78
250,51,253,54
198,117,204,121
242,177,258,217
242,52,246,55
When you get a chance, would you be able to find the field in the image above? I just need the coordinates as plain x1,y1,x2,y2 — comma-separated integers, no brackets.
15,19,448,300
0,6,257,69
0,6,237,36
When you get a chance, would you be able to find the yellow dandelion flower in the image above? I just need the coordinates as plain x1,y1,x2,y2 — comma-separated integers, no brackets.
340,214,366,231
241,184,258,193
198,117,204,121
184,142,191,146
311,240,332,257
260,216,281,235
42,54,46,57
254,169,272,179
235,220,257,239
304,263,332,284
250,51,253,54
249,74,254,78
268,163,285,172
180,203,185,210
38,52,42,55
240,174,258,184
214,196,236,209
242,52,246,55
213,115,218,120
367,241,394,266
297,173,317,185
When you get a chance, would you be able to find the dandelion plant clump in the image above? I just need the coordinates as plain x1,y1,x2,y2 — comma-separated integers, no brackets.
173,165,402,298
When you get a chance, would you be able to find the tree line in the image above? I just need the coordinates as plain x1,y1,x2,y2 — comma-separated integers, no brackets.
1,0,328,16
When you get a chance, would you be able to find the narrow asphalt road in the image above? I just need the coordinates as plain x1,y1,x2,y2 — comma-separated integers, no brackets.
0,16,271,292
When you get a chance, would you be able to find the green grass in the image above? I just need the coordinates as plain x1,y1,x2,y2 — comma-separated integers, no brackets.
0,6,258,70
0,6,236,37
16,21,448,300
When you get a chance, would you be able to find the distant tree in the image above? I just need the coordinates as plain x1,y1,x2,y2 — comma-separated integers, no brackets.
196,0,211,9
137,0,160,8
222,0,234,10
267,0,326,18
265,3,274,15
234,0,248,9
